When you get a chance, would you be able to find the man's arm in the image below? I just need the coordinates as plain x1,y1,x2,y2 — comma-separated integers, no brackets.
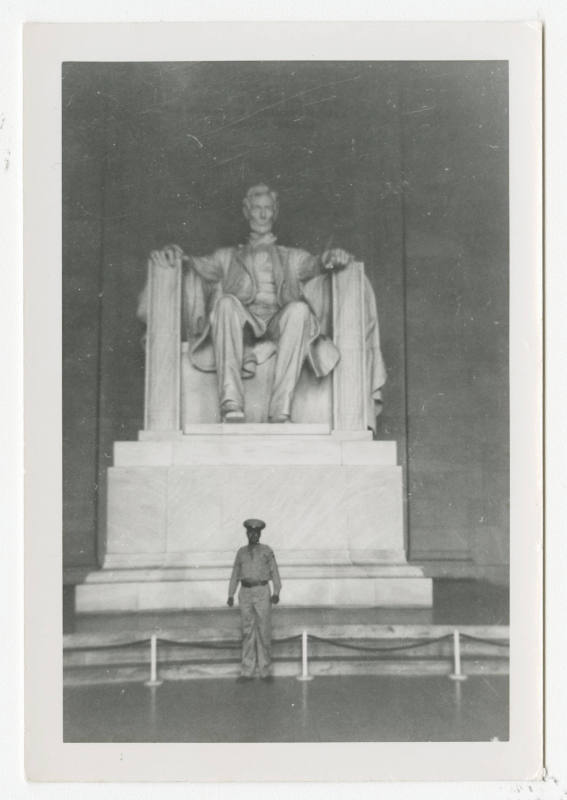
268,549,282,603
227,550,241,605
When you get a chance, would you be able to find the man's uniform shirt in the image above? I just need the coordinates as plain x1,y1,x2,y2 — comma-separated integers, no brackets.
228,543,282,597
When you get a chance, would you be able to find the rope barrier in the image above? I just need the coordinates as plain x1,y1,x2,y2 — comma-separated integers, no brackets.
308,633,454,654
272,634,304,645
157,637,241,650
66,633,303,653
156,634,302,650
65,627,509,686
65,632,508,655
460,633,510,648
65,638,150,652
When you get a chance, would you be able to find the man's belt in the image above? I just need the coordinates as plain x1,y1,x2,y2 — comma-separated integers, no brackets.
241,580,269,588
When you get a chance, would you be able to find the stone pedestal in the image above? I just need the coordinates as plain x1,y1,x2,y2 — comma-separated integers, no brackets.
78,259,432,612
76,427,433,612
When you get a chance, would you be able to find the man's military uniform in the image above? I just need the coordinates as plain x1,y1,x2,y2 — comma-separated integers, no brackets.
228,519,282,679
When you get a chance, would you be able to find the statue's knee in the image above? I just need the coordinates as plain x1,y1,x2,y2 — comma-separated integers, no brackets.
284,301,311,321
213,294,240,318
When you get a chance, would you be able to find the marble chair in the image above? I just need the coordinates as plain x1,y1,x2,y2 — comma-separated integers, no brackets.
143,257,377,434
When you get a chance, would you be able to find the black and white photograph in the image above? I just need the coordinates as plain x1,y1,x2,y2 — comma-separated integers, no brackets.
61,56,511,742
22,21,543,783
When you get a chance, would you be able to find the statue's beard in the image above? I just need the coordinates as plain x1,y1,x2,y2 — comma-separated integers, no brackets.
247,214,274,229
248,230,277,248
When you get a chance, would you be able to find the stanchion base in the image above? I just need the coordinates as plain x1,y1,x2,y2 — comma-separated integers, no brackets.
449,673,468,681
296,675,314,682
144,679,164,687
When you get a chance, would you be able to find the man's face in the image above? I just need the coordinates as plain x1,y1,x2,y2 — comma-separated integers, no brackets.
245,194,276,235
246,529,261,546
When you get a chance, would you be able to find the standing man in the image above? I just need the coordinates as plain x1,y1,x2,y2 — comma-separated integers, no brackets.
227,519,282,681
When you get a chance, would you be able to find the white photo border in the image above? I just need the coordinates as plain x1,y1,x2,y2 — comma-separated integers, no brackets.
23,21,542,782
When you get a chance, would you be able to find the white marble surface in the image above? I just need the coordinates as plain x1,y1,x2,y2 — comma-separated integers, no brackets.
106,468,167,554
138,428,374,442
100,433,425,610
332,262,367,430
182,423,330,435
76,574,433,612
114,436,397,466
144,259,181,431
89,561,426,579
106,463,404,560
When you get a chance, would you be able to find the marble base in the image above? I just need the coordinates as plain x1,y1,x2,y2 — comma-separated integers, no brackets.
105,466,404,562
96,431,432,610
75,564,432,612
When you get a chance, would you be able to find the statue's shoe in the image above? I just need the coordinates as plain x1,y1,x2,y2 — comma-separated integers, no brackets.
223,409,245,423
269,413,290,423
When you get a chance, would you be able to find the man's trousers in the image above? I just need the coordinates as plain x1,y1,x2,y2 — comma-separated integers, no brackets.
238,584,273,678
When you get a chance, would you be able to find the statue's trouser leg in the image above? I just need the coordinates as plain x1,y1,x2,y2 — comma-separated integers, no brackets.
210,295,247,411
239,587,258,677
253,586,273,677
268,301,312,420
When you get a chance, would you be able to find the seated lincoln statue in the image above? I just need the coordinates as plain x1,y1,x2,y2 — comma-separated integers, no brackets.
138,183,386,425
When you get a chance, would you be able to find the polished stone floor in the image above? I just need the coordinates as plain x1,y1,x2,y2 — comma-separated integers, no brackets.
64,674,508,743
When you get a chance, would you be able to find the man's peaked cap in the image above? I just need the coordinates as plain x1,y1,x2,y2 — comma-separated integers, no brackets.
243,518,266,531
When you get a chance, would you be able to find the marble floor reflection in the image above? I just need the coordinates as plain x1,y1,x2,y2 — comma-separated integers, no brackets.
64,674,508,743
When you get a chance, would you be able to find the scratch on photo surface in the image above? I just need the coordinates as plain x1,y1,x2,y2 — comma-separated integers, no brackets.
206,74,362,138
186,134,204,149
303,95,337,108
403,105,437,116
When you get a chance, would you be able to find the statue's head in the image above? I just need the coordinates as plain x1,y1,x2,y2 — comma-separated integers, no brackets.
242,184,279,235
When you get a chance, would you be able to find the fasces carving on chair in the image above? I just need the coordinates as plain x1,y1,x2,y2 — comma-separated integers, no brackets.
138,184,386,430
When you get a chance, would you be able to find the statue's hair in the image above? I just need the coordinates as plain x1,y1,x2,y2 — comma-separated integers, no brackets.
242,183,279,220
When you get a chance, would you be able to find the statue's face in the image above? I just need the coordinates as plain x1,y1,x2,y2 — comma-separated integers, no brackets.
246,529,261,546
245,194,276,235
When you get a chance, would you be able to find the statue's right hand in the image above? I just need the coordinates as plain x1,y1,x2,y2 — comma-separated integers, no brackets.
163,244,184,266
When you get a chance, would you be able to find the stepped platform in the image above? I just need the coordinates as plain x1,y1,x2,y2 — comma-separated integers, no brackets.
63,590,509,685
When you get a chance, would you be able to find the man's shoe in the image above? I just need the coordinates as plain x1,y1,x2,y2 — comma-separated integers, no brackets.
260,674,274,682
236,675,254,682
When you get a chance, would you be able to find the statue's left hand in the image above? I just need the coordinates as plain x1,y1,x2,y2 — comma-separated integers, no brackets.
322,248,353,271
148,244,184,271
